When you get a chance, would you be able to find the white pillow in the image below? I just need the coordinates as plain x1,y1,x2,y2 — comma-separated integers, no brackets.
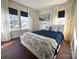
52,25,58,32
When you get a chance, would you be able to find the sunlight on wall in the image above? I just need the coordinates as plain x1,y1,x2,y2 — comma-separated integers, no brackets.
64,18,71,41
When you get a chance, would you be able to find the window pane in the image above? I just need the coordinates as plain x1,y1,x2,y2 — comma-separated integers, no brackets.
21,16,30,29
57,18,65,25
9,14,19,31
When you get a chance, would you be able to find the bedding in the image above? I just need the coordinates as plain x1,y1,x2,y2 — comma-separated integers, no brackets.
33,30,64,55
20,32,58,59
33,30,64,45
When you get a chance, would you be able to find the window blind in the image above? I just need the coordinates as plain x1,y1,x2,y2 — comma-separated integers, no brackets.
58,10,65,18
9,7,18,15
20,11,28,17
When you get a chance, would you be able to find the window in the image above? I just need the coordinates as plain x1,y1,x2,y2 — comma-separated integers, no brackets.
8,7,30,31
57,10,65,25
58,10,65,18
9,8,19,31
20,11,29,29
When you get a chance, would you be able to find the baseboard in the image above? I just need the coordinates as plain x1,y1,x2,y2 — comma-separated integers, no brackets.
1,37,20,45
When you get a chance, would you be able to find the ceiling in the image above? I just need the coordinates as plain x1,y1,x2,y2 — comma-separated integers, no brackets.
11,0,68,10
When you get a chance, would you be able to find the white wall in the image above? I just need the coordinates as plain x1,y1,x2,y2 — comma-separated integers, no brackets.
39,7,52,15
70,0,77,59
28,8,40,31
8,0,28,12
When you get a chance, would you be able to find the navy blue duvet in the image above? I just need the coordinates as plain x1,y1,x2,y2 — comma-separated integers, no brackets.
33,30,64,45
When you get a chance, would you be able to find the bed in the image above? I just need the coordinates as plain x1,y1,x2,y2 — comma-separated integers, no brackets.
20,30,64,59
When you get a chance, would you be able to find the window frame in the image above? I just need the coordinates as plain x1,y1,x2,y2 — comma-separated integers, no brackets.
20,11,30,30
8,7,30,31
8,7,19,31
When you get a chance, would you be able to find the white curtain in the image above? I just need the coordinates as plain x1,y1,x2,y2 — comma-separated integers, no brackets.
64,0,76,41
1,0,11,42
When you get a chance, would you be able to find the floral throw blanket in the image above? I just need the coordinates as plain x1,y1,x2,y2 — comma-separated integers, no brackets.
20,32,58,59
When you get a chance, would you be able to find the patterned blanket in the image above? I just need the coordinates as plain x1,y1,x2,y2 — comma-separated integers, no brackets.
20,32,58,59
